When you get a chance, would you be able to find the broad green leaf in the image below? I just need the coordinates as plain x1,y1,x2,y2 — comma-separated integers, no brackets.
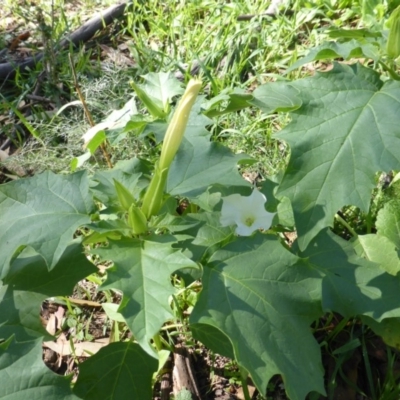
353,234,400,275
141,72,184,111
203,88,253,117
276,63,400,250
376,199,400,248
0,171,94,278
167,136,252,197
300,229,400,322
140,120,168,143
0,337,79,399
131,80,165,118
94,238,197,353
186,96,213,136
286,40,380,73
82,97,138,148
132,72,184,118
260,176,295,227
0,240,96,342
191,212,234,247
163,97,252,197
249,82,302,114
190,234,325,400
326,28,382,39
150,213,201,233
191,187,222,212
275,197,295,227
73,341,157,400
90,166,145,207
361,316,400,349
102,303,126,323
191,324,235,360
85,220,132,238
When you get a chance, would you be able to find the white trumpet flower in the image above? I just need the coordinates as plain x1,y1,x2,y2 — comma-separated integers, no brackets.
220,189,275,236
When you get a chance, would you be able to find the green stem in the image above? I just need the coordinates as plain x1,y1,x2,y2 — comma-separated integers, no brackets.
152,333,163,352
361,329,376,400
334,213,358,238
141,164,169,219
378,60,400,80
239,366,251,400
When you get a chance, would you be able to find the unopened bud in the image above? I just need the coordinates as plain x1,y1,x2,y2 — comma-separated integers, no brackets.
128,205,148,235
114,179,136,211
387,6,400,59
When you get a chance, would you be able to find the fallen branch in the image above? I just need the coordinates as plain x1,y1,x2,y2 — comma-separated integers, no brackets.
0,2,129,81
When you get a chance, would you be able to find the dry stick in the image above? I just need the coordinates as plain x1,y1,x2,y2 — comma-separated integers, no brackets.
68,53,113,168
160,354,173,400
173,345,201,400
0,2,129,82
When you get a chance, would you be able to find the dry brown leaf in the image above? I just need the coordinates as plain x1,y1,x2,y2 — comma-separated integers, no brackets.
100,44,135,67
0,149,9,162
43,336,109,357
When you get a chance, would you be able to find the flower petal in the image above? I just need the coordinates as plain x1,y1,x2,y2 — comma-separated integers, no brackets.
220,194,245,226
235,223,258,236
220,189,275,235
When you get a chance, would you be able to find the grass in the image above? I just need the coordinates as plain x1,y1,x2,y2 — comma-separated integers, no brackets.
2,0,400,399
1,0,337,177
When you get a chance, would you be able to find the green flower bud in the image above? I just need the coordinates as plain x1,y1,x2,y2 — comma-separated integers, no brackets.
387,6,400,59
141,79,202,218
113,179,136,211
159,79,202,171
128,204,148,235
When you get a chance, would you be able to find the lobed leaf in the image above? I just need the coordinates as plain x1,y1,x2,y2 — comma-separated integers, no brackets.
0,337,79,400
94,238,197,353
190,234,325,400
276,63,400,250
249,81,302,114
0,171,94,278
354,234,400,275
167,136,252,197
376,199,400,249
73,342,157,400
0,240,96,342
286,40,380,73
300,230,400,321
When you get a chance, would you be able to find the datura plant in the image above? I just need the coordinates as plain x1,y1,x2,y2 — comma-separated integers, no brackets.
3,19,400,400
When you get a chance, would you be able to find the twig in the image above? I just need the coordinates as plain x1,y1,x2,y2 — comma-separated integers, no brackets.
68,53,113,168
0,2,129,81
173,345,201,400
160,354,173,400
25,94,52,103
